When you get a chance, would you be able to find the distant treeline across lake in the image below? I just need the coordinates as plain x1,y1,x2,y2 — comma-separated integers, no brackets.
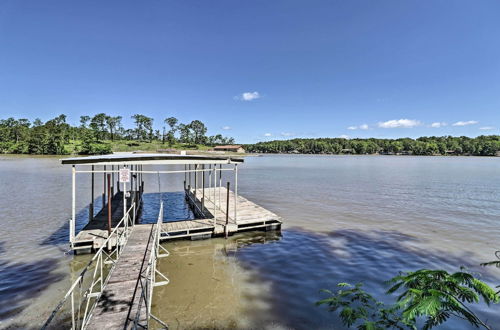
245,136,500,156
0,114,234,155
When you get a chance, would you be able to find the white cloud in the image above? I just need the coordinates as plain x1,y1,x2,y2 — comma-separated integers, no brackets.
452,120,478,126
378,119,421,128
479,126,495,130
430,122,447,128
221,126,231,130
235,91,260,101
339,134,350,139
281,132,294,137
347,124,369,130
264,133,272,137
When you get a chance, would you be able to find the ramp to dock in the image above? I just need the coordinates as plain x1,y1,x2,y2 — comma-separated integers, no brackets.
86,224,154,329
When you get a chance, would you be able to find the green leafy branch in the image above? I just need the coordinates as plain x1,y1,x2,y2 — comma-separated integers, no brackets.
318,261,500,329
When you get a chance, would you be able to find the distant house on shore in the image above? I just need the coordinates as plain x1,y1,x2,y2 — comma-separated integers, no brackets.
213,145,245,153
157,148,179,154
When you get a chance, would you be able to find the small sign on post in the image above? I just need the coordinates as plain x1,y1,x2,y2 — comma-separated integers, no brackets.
119,168,130,183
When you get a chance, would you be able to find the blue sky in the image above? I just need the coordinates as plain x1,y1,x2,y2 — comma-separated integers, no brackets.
0,1,499,143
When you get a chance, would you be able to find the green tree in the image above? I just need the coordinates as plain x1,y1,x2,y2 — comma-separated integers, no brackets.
318,268,499,329
131,114,154,141
178,123,191,143
80,115,90,128
105,115,122,141
90,113,108,141
188,120,207,144
165,117,178,146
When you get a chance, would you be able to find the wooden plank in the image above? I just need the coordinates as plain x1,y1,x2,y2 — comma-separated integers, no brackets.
86,225,154,330
188,187,281,230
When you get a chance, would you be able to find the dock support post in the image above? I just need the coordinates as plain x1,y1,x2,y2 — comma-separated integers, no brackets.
213,164,217,226
202,165,205,214
107,174,112,235
234,164,238,223
71,165,76,244
102,165,106,209
123,167,128,226
117,166,120,193
131,165,135,208
194,164,197,198
225,181,230,238
111,165,114,196
89,165,94,222
219,164,222,210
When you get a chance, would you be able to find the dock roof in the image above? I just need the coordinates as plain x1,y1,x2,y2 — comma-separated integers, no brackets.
61,153,244,165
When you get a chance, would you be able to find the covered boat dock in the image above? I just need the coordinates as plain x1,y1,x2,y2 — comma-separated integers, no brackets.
43,153,282,329
63,153,282,253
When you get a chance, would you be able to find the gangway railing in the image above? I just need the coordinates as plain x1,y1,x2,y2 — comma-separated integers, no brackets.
132,201,170,329
42,202,137,330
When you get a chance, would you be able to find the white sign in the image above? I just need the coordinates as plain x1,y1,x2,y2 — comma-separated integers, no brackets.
119,168,130,183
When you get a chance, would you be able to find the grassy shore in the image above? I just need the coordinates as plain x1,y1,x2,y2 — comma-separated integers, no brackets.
62,139,253,157
64,139,213,154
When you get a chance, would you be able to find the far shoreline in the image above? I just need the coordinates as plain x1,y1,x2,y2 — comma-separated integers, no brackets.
0,152,498,158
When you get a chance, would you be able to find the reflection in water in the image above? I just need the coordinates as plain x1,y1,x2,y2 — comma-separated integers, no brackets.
0,242,64,325
154,228,500,329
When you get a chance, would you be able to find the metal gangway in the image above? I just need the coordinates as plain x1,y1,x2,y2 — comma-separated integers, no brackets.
42,199,169,329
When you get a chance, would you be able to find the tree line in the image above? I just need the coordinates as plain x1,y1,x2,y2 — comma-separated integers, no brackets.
245,136,500,156
0,114,234,155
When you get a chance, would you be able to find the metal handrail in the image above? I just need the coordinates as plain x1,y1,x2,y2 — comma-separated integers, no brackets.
42,201,137,330
132,201,169,329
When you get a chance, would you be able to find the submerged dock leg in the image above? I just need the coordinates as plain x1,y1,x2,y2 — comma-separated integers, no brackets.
71,165,76,244
225,181,230,238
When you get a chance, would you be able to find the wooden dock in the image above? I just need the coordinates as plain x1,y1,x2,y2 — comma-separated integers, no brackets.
72,191,141,253
160,187,282,240
86,224,154,329
44,154,283,329
73,187,281,251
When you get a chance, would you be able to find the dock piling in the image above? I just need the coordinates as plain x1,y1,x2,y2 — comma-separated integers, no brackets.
225,181,230,238
102,165,106,209
202,165,205,214
89,165,94,221
107,174,112,235
71,165,76,243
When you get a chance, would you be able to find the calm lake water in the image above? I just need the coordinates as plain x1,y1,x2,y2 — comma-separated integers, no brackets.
0,155,499,329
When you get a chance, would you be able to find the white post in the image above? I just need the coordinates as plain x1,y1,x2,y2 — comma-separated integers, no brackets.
71,165,76,243
219,164,222,210
209,164,212,192
194,164,198,197
123,166,127,225
213,165,217,225
234,164,238,222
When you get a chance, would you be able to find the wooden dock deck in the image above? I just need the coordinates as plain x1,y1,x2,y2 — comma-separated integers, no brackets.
72,191,141,253
87,224,154,329
160,187,282,240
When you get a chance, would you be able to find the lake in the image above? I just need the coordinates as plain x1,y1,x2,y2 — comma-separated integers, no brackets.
0,155,499,329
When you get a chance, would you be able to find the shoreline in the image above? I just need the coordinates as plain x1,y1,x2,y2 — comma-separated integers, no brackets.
0,152,498,158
